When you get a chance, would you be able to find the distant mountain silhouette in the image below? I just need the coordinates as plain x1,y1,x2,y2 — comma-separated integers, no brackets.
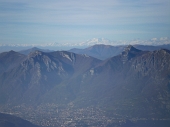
69,44,170,60
134,44,170,51
19,47,53,55
69,44,125,60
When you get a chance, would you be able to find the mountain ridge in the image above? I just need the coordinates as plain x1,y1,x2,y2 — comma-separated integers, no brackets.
19,47,53,55
69,44,125,60
0,46,170,120
69,44,170,60
0,51,26,75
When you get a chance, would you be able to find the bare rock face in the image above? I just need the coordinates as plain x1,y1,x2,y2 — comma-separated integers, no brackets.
121,45,143,63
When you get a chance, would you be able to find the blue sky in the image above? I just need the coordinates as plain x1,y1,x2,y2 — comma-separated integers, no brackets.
0,0,170,44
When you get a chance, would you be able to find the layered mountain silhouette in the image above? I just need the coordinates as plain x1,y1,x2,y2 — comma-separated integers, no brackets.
69,44,125,60
19,47,53,55
69,44,170,60
0,45,170,119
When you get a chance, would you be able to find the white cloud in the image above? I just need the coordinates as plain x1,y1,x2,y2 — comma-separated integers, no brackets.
160,37,168,41
151,38,158,41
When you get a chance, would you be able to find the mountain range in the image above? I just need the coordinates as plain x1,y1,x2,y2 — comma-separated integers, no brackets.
0,37,170,53
19,47,53,55
9,44,170,61
0,45,170,120
69,44,125,60
69,44,170,60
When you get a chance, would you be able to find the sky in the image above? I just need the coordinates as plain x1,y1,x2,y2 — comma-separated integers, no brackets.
0,0,170,44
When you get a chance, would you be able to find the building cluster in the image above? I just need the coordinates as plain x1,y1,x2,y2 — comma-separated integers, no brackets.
0,104,119,127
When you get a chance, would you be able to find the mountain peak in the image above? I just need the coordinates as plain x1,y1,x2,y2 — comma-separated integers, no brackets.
121,45,142,63
159,48,170,54
28,50,43,58
9,50,16,53
123,45,141,53
3,50,18,55
0,50,23,58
